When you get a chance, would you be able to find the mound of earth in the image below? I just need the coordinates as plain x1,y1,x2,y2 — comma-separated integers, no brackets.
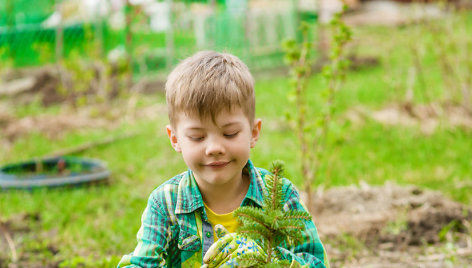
307,182,472,267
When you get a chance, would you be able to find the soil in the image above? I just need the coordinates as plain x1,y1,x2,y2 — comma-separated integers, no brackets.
345,102,472,134
0,66,61,106
307,182,472,267
0,102,166,146
0,65,166,107
343,0,447,27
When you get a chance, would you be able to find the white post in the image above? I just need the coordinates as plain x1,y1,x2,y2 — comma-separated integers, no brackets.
55,0,63,62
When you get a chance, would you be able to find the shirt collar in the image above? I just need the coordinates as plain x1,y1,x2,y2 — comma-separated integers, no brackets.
243,159,265,207
175,160,265,215
175,170,204,214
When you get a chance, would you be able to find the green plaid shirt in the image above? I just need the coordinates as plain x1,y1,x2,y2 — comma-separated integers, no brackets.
118,160,329,267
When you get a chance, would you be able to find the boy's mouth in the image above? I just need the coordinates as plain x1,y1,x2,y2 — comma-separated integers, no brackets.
205,161,230,168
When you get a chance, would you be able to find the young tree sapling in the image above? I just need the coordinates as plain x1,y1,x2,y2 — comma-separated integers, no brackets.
233,161,312,267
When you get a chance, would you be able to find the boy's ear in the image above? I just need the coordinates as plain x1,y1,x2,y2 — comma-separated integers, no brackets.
250,119,262,148
166,125,181,152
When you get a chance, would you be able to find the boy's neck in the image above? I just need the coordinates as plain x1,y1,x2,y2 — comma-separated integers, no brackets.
200,172,250,215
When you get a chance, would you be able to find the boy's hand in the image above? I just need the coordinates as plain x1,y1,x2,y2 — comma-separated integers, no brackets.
202,225,266,268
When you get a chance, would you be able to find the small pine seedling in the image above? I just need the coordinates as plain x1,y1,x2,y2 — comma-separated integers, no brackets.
233,161,312,267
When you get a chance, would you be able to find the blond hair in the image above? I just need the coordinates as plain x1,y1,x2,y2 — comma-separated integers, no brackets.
165,51,255,126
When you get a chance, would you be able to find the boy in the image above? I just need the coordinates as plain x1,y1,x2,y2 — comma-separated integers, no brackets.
118,51,329,267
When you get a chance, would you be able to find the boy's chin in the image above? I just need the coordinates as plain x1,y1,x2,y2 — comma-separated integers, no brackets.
195,172,241,187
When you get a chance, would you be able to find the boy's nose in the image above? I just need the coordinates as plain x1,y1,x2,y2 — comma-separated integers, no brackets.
205,139,225,156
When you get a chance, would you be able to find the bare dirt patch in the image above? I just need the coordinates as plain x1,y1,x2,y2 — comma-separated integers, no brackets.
0,66,166,107
0,102,166,146
345,103,472,134
343,0,450,27
308,182,472,267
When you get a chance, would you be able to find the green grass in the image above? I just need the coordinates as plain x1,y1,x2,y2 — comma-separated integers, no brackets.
1,13,472,267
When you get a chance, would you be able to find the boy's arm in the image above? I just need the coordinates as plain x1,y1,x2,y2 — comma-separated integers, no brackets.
118,193,172,268
276,180,329,268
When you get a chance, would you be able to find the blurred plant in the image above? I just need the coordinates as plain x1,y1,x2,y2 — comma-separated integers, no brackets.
233,161,311,267
437,241,460,266
406,28,431,106
382,209,408,236
282,5,352,211
56,24,130,108
135,44,151,74
328,233,365,263
0,46,14,82
427,6,472,111
438,220,462,243
32,42,54,65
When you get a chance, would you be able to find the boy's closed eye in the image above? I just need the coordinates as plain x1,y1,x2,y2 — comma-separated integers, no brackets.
224,131,239,138
186,128,240,141
187,135,204,141
185,130,205,141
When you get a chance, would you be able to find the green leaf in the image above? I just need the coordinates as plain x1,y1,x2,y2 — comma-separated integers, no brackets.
284,111,293,122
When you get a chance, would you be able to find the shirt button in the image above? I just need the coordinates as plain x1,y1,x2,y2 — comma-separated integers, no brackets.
206,232,211,238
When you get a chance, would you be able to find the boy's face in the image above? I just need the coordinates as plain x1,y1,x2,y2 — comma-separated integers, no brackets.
166,107,261,189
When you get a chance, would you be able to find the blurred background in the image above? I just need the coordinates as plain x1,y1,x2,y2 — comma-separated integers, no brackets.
1,0,471,267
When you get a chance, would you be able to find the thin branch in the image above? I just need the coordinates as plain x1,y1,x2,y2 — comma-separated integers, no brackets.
43,131,140,158
0,221,17,262
274,215,311,221
270,169,279,210
278,225,304,230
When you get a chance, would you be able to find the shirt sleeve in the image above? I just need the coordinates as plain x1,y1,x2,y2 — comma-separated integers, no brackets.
118,191,172,268
276,180,330,268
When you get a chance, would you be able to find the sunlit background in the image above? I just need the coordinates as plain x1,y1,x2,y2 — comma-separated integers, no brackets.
1,0,471,267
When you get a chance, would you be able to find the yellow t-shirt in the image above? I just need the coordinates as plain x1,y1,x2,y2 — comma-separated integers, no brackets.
204,203,239,242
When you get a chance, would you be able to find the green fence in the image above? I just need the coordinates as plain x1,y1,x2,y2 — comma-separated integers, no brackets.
0,0,316,76
0,0,91,67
